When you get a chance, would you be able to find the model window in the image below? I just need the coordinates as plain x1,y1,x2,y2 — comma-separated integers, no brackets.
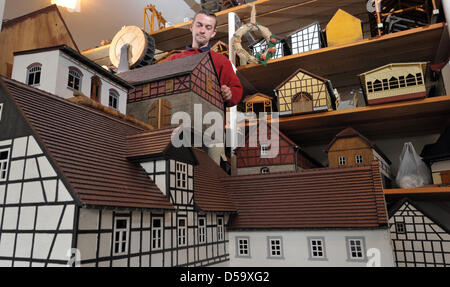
260,144,269,156
399,76,406,87
406,74,416,87
309,238,325,259
373,79,382,92
176,162,187,189
109,90,119,110
0,103,3,122
27,64,41,86
347,238,365,260
113,217,129,255
389,77,399,89
261,167,270,174
268,237,283,258
217,217,224,241
152,217,163,250
198,217,206,244
237,237,250,257
67,68,82,91
0,149,10,181
382,79,388,90
396,222,406,234
338,156,346,166
367,81,373,93
178,218,187,246
416,73,423,85
355,154,363,164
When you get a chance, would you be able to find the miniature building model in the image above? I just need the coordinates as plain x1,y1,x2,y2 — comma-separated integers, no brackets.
225,162,394,267
242,93,273,114
119,52,223,129
250,38,286,60
421,126,450,185
359,62,428,105
11,45,132,115
287,22,325,55
325,9,363,47
234,122,321,176
0,5,79,77
389,198,450,267
276,68,336,115
326,127,392,187
211,41,230,58
0,77,234,267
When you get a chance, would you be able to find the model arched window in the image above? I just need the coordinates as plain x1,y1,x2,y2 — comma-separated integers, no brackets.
389,77,399,89
373,79,382,92
406,74,416,87
27,63,42,86
67,67,83,91
109,89,120,110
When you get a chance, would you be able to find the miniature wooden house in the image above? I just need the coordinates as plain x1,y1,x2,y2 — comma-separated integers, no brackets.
287,22,325,55
325,9,363,47
212,40,230,58
359,62,428,105
326,127,392,187
234,122,321,176
242,93,273,115
119,52,223,129
421,126,450,185
249,38,287,60
276,68,335,115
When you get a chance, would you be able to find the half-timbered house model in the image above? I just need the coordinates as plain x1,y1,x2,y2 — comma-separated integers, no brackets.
224,162,395,266
388,198,450,267
241,93,274,115
359,62,428,105
275,68,336,116
326,127,392,188
10,45,132,115
249,38,288,60
325,9,363,47
234,122,322,175
286,22,326,55
421,126,450,185
0,76,235,267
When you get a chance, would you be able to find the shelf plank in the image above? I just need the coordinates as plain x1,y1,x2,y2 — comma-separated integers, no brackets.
277,94,450,146
237,22,445,94
384,186,450,195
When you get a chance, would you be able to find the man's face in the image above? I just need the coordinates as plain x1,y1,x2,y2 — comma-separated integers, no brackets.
190,13,217,48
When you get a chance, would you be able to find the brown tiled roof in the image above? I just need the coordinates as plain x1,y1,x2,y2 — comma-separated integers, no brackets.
126,127,179,159
192,148,236,213
222,162,388,229
117,52,209,85
1,76,174,210
326,127,392,164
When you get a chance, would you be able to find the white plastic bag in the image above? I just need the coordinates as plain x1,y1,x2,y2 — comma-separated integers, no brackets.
396,142,432,188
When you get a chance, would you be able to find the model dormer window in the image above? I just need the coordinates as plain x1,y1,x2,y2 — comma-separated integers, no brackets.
67,67,83,91
113,216,129,256
109,89,119,110
338,156,346,165
27,63,41,86
0,149,10,181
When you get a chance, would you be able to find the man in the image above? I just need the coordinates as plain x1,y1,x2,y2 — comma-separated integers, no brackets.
168,10,243,107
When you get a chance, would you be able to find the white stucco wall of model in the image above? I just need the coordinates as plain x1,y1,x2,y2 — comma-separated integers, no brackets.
229,229,395,267
12,50,128,114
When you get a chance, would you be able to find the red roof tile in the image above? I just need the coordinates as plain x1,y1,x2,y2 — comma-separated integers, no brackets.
222,162,388,229
1,77,174,210
192,148,236,212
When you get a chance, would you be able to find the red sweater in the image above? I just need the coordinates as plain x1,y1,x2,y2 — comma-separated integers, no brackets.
168,47,243,107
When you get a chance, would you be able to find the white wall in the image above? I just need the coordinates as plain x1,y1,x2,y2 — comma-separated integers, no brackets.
11,50,60,94
12,50,128,114
229,229,395,267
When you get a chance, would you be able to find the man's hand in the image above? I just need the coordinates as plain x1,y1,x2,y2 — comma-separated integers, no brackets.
221,85,232,102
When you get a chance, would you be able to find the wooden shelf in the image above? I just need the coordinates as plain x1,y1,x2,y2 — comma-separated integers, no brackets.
237,22,446,94
276,95,450,146
384,186,450,195
150,0,369,52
